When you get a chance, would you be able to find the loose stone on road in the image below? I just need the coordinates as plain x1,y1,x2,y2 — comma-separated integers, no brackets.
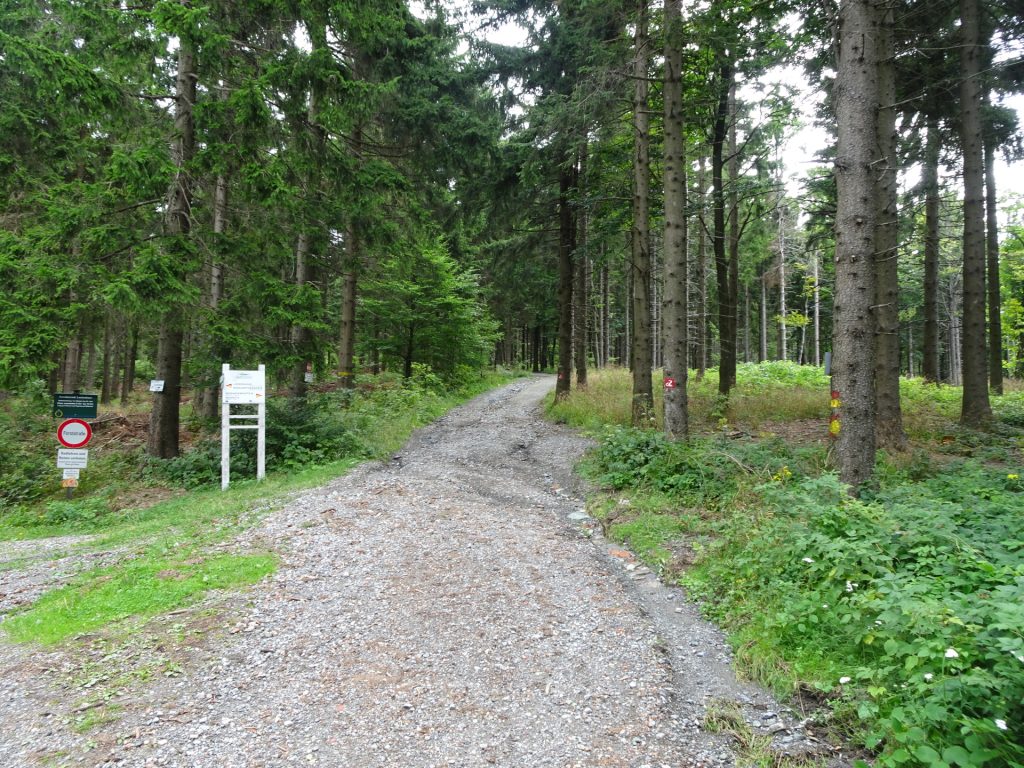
0,375,835,767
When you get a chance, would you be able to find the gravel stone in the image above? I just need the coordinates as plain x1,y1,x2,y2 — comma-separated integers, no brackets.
0,376,849,767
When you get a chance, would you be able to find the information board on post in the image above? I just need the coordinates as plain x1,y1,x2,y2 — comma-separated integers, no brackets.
52,393,98,419
223,368,266,404
57,449,89,469
221,364,266,490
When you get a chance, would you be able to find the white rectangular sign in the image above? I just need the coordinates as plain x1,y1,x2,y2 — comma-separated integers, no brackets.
57,449,89,469
223,368,266,404
149,379,165,392
62,468,81,479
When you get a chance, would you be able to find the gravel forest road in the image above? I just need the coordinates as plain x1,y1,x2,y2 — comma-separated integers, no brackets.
0,375,837,768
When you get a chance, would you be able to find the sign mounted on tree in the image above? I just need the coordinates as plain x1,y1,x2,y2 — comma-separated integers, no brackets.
52,393,97,419
57,418,92,449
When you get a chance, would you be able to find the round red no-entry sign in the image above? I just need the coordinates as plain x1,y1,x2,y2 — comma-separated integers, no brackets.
57,418,92,449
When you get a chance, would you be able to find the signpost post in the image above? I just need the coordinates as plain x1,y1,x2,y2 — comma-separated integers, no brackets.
53,397,96,497
221,364,266,490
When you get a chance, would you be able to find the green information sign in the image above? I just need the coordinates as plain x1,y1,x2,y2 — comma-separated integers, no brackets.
52,394,98,419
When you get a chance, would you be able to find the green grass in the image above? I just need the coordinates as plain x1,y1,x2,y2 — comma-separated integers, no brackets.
4,553,276,645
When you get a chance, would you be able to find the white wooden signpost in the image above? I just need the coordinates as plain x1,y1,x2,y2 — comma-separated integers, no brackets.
221,364,266,490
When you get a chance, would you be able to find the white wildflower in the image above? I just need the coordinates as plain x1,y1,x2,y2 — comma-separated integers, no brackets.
846,581,856,592
1015,653,1024,663
839,676,851,684
945,648,959,659
802,557,815,563
995,719,1008,731
923,673,933,681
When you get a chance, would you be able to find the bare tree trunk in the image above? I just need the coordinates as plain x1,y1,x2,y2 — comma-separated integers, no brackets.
696,156,707,381
779,224,788,361
724,74,740,391
556,164,575,400
121,327,137,404
630,0,653,423
959,0,992,425
874,9,907,450
148,34,196,459
760,273,768,363
985,129,1003,394
289,231,312,397
602,262,610,367
575,150,589,388
712,63,734,395
62,288,82,393
832,0,881,490
100,318,113,404
923,118,941,383
197,168,229,419
663,0,688,439
813,252,821,366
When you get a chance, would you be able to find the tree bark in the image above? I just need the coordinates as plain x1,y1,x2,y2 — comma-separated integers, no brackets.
712,62,736,395
922,118,941,383
629,0,653,424
289,231,312,397
662,0,688,439
574,147,589,388
556,165,575,400
874,9,907,450
832,0,881,490
148,33,196,459
959,0,992,426
197,169,229,419
985,131,1003,394
696,156,708,381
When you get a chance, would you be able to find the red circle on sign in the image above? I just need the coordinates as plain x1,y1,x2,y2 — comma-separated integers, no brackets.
57,418,92,448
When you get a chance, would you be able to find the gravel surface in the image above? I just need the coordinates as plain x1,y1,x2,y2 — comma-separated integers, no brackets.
0,376,847,767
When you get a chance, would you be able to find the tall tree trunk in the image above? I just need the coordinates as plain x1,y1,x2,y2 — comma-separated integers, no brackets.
148,35,196,459
662,0,688,439
630,0,653,424
959,0,992,425
84,326,98,390
985,129,1003,395
760,272,768,362
556,164,575,400
62,287,82,393
696,156,708,381
712,62,736,395
778,222,788,361
121,327,137,404
724,74,740,391
574,147,589,388
874,10,907,450
813,253,821,366
289,231,312,397
832,0,881,490
338,251,358,388
198,169,229,419
602,262,610,367
922,118,941,383
100,318,113,404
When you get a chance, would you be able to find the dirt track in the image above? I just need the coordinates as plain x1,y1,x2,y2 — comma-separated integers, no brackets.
0,376,840,767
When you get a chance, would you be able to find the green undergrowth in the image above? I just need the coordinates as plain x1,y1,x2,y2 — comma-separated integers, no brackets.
555,364,1024,768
